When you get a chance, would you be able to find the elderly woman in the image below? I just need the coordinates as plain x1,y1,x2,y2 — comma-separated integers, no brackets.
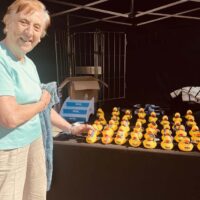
0,0,92,199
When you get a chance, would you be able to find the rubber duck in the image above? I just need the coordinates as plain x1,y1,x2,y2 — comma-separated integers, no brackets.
133,121,143,133
119,121,130,133
122,115,130,121
160,115,170,126
101,134,113,144
130,129,143,140
86,129,98,144
124,109,132,120
161,124,172,135
143,133,157,149
145,122,159,135
147,122,158,129
102,126,114,137
99,115,107,126
189,125,199,137
186,115,196,128
112,107,120,117
174,125,187,142
178,137,194,152
108,119,118,132
129,133,142,147
174,134,186,143
96,108,104,118
117,126,129,137
191,131,200,144
161,135,174,150
125,109,132,115
137,108,146,118
92,121,103,132
185,109,193,120
114,131,127,145
175,125,187,135
172,112,182,123
111,115,120,125
148,112,158,123
137,116,146,125
120,119,130,126
161,129,173,140
197,142,200,151
172,121,181,132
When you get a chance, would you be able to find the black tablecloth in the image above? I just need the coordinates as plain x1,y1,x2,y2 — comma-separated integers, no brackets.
47,137,200,200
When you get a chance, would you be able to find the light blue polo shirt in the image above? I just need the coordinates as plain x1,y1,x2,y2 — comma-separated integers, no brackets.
0,41,42,150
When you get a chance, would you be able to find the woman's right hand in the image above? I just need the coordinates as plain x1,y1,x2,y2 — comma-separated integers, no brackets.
40,90,51,111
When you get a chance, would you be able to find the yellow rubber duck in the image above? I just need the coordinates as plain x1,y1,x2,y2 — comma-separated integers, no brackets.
108,119,118,132
172,112,182,123
161,129,173,140
99,115,107,126
146,122,159,135
102,126,114,137
123,109,132,120
118,122,130,133
148,112,158,123
92,121,103,132
161,135,174,150
175,125,186,134
96,108,104,118
117,127,129,137
161,124,171,135
186,116,196,128
112,107,120,117
178,137,194,152
111,115,120,123
125,109,132,115
137,108,146,118
174,134,186,143
130,129,143,140
143,134,157,149
86,129,98,144
133,121,143,133
91,124,101,136
172,121,181,131
189,125,199,137
137,116,146,125
174,126,187,143
120,119,130,126
197,142,200,151
114,132,127,145
122,115,131,121
129,133,142,147
101,134,113,144
185,109,193,120
147,122,158,128
191,132,200,144
160,115,170,126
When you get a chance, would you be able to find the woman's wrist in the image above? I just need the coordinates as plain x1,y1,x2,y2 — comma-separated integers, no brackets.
67,124,73,134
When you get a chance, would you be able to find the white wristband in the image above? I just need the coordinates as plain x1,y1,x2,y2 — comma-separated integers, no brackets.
67,125,73,135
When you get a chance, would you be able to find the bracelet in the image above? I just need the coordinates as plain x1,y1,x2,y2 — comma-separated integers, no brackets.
67,125,73,135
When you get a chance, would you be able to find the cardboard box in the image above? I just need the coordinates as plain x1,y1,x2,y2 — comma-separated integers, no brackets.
58,76,108,102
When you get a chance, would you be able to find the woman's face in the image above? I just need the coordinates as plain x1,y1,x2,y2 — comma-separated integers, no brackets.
5,8,46,58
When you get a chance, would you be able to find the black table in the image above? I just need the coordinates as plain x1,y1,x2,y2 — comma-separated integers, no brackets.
47,136,200,200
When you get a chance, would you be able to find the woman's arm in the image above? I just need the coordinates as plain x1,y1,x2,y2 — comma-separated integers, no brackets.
50,108,93,135
0,90,51,129
50,108,72,132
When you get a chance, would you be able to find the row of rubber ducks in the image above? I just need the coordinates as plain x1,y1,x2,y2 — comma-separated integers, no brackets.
86,107,200,152
133,109,200,151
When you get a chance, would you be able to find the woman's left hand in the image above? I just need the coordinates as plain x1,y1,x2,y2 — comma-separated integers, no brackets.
71,124,93,135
